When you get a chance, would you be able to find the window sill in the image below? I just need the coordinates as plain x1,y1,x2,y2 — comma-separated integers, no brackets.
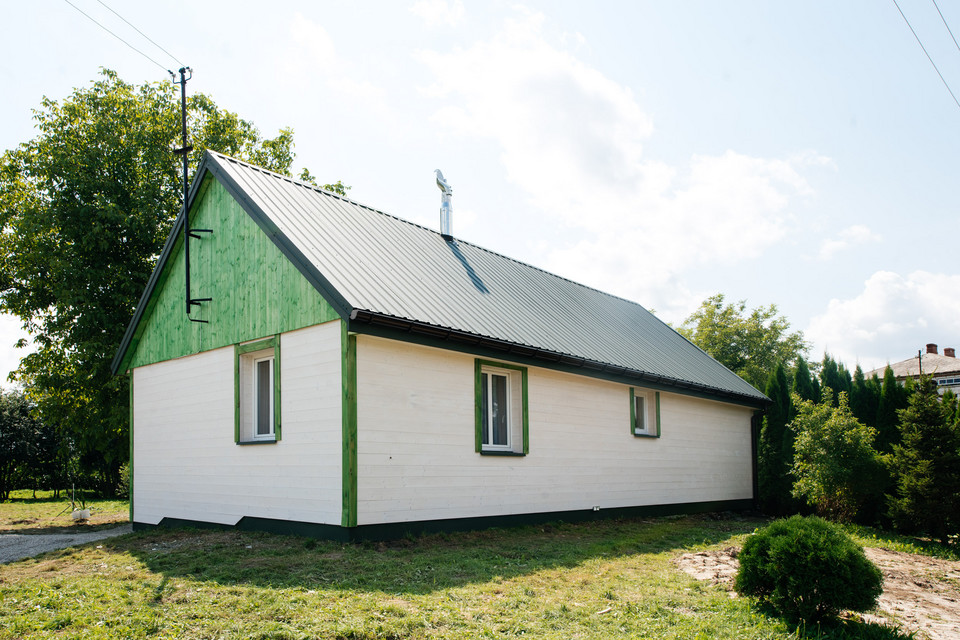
237,439,278,445
632,432,659,439
480,450,526,456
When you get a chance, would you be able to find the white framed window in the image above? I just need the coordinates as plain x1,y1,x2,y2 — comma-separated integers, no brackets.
475,359,528,455
252,355,275,439
630,388,660,438
235,337,280,444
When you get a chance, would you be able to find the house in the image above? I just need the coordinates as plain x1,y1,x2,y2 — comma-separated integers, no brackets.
111,151,768,541
864,343,960,395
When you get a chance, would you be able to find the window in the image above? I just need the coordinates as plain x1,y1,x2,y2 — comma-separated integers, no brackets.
235,337,281,443
475,359,528,455
630,388,660,438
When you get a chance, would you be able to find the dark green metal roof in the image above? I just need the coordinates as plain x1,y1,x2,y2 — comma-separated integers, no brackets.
114,151,768,406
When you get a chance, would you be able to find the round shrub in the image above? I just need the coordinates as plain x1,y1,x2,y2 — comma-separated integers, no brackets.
734,515,883,623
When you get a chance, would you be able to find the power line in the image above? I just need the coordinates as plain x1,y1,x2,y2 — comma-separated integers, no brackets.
61,0,171,73
891,0,960,111
931,0,960,55
95,0,182,68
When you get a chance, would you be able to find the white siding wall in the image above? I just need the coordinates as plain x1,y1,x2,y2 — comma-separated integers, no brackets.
356,336,753,525
132,321,342,525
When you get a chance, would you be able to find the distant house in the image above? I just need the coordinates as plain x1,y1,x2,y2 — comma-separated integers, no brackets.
864,343,960,395
112,151,768,541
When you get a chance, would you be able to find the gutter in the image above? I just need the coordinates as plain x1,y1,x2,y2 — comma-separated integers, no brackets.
349,310,769,408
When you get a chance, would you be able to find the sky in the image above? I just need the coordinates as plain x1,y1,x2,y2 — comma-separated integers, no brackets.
1,0,959,385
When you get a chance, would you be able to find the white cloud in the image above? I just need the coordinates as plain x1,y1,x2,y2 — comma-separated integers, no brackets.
410,0,465,27
278,14,396,126
817,224,881,260
416,7,828,317
806,270,960,371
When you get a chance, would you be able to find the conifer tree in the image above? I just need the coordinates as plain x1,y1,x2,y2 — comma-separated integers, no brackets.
758,362,793,515
792,359,818,404
876,367,908,453
819,354,851,406
888,377,960,543
850,365,879,429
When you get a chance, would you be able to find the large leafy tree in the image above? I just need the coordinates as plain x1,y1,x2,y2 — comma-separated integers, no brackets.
0,390,42,501
790,391,885,523
0,70,321,493
678,294,808,391
888,377,960,543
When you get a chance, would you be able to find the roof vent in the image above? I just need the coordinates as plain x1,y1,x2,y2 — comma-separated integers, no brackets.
927,343,938,354
945,347,956,358
435,169,453,240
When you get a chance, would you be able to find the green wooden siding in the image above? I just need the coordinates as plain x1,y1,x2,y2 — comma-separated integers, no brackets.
127,176,340,369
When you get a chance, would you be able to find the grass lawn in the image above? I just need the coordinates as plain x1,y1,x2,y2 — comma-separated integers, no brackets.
0,490,129,533
0,511,923,640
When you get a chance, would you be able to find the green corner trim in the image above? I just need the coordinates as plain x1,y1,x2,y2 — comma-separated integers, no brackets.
474,359,529,455
128,371,134,523
234,336,281,444
342,324,358,528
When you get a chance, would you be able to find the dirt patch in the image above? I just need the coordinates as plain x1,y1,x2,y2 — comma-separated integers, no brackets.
675,546,960,640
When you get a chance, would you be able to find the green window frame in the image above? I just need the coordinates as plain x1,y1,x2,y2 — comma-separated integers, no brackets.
475,359,528,456
235,336,281,444
630,388,660,438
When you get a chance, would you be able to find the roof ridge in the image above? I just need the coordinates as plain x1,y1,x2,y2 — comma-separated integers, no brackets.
208,151,658,316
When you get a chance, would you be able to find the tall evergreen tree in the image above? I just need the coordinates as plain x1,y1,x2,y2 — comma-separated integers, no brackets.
792,359,818,403
758,362,793,515
888,377,960,543
819,354,851,406
850,365,879,429
876,366,908,453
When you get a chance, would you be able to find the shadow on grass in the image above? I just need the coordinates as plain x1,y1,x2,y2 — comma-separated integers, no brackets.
0,522,129,535
748,601,916,640
103,513,760,596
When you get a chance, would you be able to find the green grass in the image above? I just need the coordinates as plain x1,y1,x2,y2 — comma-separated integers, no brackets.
0,489,129,533
844,523,960,561
0,513,919,639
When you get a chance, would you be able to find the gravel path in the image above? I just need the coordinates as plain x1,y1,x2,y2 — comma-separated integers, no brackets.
0,525,132,564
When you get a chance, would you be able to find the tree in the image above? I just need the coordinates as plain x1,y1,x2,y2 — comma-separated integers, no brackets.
818,354,851,406
888,377,960,543
876,366,908,453
0,390,41,501
0,70,325,494
678,294,809,391
849,365,879,429
791,358,818,404
758,363,794,515
790,391,885,523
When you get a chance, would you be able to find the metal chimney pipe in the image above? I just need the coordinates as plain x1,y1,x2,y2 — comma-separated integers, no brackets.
435,169,453,240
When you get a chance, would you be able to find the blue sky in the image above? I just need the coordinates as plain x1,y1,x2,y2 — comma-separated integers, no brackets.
2,0,959,384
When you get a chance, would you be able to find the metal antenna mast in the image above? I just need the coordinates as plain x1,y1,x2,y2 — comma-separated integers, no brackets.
170,66,212,321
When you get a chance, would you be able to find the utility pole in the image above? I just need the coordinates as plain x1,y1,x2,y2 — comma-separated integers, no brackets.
170,67,211,322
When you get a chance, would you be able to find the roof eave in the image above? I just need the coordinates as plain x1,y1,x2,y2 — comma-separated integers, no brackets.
349,310,770,408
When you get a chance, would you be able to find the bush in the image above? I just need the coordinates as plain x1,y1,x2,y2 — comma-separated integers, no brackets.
734,515,883,623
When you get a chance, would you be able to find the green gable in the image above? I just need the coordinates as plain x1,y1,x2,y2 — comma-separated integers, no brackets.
121,175,339,371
